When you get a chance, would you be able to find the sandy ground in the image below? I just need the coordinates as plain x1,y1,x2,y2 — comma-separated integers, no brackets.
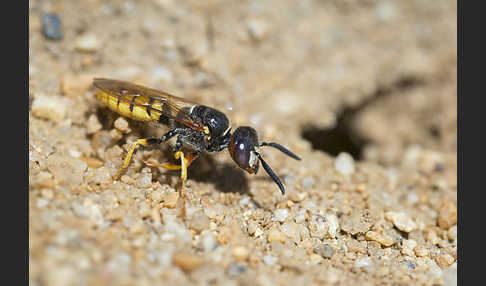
29,0,457,285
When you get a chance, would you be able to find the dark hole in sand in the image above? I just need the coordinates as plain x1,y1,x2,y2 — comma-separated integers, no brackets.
301,77,422,160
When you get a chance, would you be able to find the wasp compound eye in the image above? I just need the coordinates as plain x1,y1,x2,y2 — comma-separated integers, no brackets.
229,126,260,174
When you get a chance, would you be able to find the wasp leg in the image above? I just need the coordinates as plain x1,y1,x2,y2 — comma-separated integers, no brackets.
114,129,183,181
114,138,162,181
146,152,199,218
174,150,187,217
145,152,198,170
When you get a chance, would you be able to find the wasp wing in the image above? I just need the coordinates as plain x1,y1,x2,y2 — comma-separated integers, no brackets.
93,78,204,132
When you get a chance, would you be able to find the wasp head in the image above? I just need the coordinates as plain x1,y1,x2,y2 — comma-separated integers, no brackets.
228,126,301,195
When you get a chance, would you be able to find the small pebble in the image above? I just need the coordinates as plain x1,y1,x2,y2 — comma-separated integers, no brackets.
355,257,373,268
135,169,152,188
246,18,270,42
347,240,367,254
308,214,329,239
46,154,87,187
435,253,455,268
232,246,249,262
288,191,307,202
228,264,247,277
247,221,264,238
401,239,417,256
60,74,93,97
280,221,301,242
31,95,67,123
314,244,335,259
162,192,179,208
37,198,49,208
404,260,416,269
172,252,203,272
200,230,217,252
365,231,394,247
114,117,131,134
42,13,62,40
414,245,429,257
40,189,54,200
75,33,101,53
385,211,417,233
267,226,286,243
437,200,457,229
149,187,164,204
407,192,419,205
151,207,161,224
85,166,111,184
301,177,315,189
79,156,104,168
425,230,440,245
187,210,210,232
271,209,288,222
447,225,457,241
262,255,277,265
308,253,324,265
326,214,340,238
86,114,103,134
334,152,355,176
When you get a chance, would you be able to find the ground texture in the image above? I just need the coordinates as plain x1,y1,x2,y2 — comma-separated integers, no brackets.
29,0,457,285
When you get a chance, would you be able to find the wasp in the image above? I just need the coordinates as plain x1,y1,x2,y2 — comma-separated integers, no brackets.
93,78,300,197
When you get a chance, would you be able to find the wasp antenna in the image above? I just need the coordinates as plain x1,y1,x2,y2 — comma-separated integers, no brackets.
255,152,285,195
260,142,301,161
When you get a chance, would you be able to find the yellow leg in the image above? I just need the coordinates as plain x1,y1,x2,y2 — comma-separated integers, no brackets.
114,139,150,181
145,151,199,215
145,152,198,170
174,151,187,193
174,151,187,217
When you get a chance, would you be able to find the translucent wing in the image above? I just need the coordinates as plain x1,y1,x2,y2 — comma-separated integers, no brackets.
93,78,204,132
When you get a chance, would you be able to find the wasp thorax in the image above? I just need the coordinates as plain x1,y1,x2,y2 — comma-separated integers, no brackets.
229,126,260,174
191,105,230,137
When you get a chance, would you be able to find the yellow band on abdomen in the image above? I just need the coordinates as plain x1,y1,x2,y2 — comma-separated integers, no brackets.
95,91,162,122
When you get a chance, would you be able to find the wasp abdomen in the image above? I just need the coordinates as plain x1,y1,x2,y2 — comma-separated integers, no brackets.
95,90,163,122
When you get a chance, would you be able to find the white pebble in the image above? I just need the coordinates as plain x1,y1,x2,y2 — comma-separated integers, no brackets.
86,114,102,134
114,117,131,134
246,18,270,41
308,214,329,239
200,230,217,252
326,214,340,238
407,192,419,205
31,95,67,123
294,210,306,224
239,196,251,207
302,176,315,189
272,209,289,222
335,152,355,176
401,239,417,256
75,33,101,52
355,257,373,268
385,211,417,233
263,255,277,265
37,198,49,208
